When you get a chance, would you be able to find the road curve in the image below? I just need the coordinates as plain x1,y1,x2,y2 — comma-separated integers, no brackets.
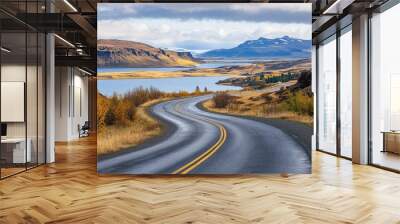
98,95,311,174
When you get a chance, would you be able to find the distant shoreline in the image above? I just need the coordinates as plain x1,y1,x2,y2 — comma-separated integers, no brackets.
97,59,311,80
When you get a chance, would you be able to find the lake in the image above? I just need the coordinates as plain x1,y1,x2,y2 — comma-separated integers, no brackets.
98,61,249,96
97,61,252,73
98,76,241,96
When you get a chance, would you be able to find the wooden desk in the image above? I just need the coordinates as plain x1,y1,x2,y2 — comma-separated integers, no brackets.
1,138,31,164
382,131,400,154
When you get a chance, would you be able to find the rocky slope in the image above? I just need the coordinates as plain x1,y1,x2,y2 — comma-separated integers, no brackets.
98,39,198,67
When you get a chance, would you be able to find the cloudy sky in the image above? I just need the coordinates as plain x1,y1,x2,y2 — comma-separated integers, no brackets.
98,3,311,53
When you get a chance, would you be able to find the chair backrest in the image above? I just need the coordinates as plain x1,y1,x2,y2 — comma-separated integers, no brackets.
82,121,90,129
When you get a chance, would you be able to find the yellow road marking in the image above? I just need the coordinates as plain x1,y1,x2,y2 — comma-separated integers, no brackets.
172,121,227,174
170,100,228,174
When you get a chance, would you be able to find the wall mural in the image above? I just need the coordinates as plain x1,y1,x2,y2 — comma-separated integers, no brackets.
97,3,313,174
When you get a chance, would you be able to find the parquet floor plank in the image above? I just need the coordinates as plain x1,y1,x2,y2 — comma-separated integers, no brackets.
1,136,400,223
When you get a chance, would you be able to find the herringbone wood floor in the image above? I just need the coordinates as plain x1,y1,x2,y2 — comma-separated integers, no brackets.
1,136,400,224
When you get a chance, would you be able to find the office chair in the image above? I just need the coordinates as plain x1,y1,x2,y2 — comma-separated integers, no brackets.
79,121,90,138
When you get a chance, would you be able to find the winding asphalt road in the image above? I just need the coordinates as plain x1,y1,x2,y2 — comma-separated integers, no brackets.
98,95,311,174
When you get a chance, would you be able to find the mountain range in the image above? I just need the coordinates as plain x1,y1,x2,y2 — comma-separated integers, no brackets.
97,36,311,68
97,39,199,67
199,36,311,59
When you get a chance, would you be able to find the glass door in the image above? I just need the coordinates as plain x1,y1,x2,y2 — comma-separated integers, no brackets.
0,1,46,179
317,35,337,154
339,26,352,158
1,30,28,178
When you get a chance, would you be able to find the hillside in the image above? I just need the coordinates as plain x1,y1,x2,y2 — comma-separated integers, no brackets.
98,39,199,67
200,36,311,59
202,69,313,126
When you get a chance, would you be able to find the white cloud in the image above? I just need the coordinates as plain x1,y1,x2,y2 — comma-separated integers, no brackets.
98,18,311,52
228,3,311,13
98,3,311,24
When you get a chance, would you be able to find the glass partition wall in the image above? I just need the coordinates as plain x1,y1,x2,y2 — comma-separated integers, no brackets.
339,26,352,158
0,3,46,179
0,29,27,177
316,25,353,159
315,1,400,171
317,35,337,154
370,3,400,171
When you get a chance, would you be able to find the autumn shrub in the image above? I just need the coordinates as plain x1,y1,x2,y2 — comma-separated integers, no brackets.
195,86,201,95
103,94,118,126
97,92,109,130
103,100,134,127
168,90,190,98
115,99,136,126
284,91,313,116
227,101,240,111
125,100,136,121
98,87,163,128
125,86,164,107
261,103,276,114
213,93,234,108
98,86,210,131
104,107,116,126
98,86,215,154
260,93,274,103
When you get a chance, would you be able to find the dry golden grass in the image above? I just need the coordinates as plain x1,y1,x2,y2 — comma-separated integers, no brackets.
203,89,313,126
98,59,311,80
97,98,170,155
97,62,268,80
173,57,199,67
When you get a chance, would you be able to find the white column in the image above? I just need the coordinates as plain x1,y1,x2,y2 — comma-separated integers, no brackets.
352,14,369,164
46,33,55,163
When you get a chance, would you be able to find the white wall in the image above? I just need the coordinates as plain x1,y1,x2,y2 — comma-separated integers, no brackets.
72,72,89,138
55,67,89,141
1,65,28,139
1,64,26,81
55,66,69,141
1,82,25,122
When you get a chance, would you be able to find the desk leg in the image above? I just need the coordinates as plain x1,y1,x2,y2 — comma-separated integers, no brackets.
382,133,386,152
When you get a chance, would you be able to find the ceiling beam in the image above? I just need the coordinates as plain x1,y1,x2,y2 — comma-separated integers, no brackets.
14,13,82,32
322,0,356,14
312,15,335,33
67,14,97,38
55,55,96,69
66,13,97,47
